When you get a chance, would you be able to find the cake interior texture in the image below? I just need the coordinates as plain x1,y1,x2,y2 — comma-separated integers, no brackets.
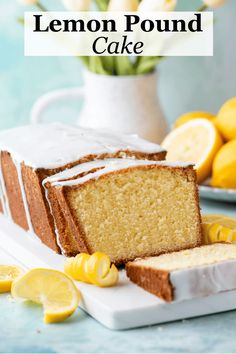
63,165,201,263
132,243,236,271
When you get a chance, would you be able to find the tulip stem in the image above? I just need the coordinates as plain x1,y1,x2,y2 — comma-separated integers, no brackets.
36,1,48,12
198,4,208,12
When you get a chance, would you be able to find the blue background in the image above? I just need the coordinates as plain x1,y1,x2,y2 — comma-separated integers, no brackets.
0,1,236,353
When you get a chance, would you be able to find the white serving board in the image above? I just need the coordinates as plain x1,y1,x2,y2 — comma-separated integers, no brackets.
1,215,236,330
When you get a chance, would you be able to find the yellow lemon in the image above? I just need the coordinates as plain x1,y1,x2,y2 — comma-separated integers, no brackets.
162,119,223,183
11,268,80,324
0,265,24,293
202,214,236,244
215,97,236,141
175,111,216,128
211,139,236,189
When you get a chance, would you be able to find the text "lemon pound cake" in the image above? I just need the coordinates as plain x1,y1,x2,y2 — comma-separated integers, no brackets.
45,159,202,264
126,243,236,301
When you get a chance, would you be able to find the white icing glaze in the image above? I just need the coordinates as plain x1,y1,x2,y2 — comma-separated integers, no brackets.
0,156,11,217
0,177,6,215
13,159,33,233
171,259,236,302
44,158,192,187
43,183,65,254
0,123,165,169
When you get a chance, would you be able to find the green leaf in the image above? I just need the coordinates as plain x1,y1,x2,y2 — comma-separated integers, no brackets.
114,57,135,76
136,56,163,75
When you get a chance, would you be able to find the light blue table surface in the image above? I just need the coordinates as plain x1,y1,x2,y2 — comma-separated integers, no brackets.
0,0,236,352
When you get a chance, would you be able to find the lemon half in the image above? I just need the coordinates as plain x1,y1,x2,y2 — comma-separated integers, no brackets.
162,119,223,183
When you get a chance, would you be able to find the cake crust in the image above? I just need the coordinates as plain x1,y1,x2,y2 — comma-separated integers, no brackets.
1,151,28,230
126,263,173,301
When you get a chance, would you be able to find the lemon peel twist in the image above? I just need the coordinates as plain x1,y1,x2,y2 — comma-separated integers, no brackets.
64,252,119,287
202,214,236,245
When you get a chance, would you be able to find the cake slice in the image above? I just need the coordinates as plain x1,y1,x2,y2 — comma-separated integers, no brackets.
45,159,202,263
0,123,165,252
126,243,236,302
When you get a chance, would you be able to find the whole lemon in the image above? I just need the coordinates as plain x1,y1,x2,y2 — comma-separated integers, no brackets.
175,111,215,128
215,98,236,141
211,139,236,189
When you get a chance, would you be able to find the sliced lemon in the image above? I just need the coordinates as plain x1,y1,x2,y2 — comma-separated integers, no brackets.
11,269,80,324
162,119,223,183
202,214,236,244
0,265,24,293
175,111,216,128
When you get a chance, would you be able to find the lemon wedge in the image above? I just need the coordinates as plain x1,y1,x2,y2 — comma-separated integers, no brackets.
0,265,24,293
162,119,223,183
175,111,216,128
202,214,236,244
11,269,80,324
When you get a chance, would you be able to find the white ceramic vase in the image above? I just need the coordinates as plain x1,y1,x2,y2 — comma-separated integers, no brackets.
31,70,169,143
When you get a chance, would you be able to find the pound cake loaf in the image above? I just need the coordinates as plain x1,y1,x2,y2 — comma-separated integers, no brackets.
0,123,166,252
45,159,202,263
126,243,236,301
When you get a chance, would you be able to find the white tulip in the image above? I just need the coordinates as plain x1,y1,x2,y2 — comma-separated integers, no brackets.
108,0,139,12
62,0,91,11
202,0,225,8
17,0,38,5
138,0,177,12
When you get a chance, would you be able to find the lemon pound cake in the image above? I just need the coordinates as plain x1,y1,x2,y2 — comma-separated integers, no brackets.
45,159,202,263
0,123,165,252
126,243,236,302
